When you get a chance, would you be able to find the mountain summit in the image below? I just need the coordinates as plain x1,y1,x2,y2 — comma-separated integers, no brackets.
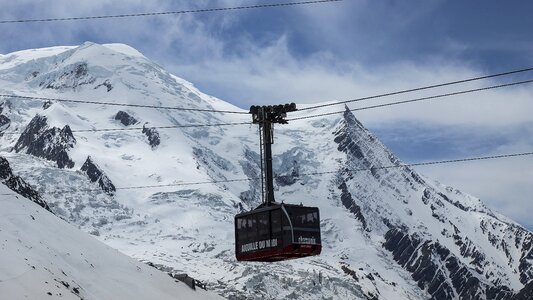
0,42,531,299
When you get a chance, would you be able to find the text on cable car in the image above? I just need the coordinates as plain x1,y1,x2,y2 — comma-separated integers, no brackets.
297,236,317,244
241,238,279,253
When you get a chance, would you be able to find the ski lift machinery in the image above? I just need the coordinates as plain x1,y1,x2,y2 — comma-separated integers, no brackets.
235,103,322,262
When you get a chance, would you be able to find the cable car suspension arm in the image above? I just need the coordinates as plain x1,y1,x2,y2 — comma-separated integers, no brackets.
249,103,297,206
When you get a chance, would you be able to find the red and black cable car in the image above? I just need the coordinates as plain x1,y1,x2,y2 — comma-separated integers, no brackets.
235,104,322,262
235,203,321,262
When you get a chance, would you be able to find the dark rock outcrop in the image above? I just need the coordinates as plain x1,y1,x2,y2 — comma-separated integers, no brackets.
95,79,113,92
142,123,160,149
39,62,96,90
333,107,370,163
80,156,116,196
13,115,76,168
338,181,367,230
517,233,533,284
383,227,514,300
0,156,50,211
0,114,10,130
512,281,533,300
0,102,10,131
274,158,300,187
275,168,299,186
114,111,138,126
42,100,54,110
193,147,234,172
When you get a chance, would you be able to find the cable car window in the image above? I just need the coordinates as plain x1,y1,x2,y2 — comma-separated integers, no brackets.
258,212,269,240
307,212,318,226
271,209,281,234
291,208,319,227
290,209,303,227
247,216,257,242
237,218,247,243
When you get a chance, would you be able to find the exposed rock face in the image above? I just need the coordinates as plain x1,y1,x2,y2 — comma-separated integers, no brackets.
0,114,10,131
512,281,533,300
42,100,54,110
39,62,96,90
0,156,50,211
273,147,318,188
95,79,113,92
338,181,367,230
332,106,533,299
274,158,300,187
275,168,299,186
80,156,116,196
115,111,138,126
193,147,234,173
340,264,379,300
518,234,533,284
0,102,10,131
142,123,160,149
13,115,76,168
383,227,514,300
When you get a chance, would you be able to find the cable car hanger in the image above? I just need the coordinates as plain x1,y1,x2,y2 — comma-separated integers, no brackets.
234,103,322,262
249,103,297,206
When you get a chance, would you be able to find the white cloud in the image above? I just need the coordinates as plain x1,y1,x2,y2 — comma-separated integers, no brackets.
169,36,533,128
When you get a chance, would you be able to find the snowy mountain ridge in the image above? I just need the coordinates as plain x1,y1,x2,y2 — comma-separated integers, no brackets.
0,183,223,300
0,42,532,299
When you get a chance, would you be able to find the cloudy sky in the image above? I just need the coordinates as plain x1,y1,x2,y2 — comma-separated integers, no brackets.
1,0,532,229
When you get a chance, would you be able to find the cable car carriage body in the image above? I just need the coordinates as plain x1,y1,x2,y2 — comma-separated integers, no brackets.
235,103,322,262
235,203,321,262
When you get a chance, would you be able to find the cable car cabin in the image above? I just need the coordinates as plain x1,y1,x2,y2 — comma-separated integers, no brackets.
235,203,321,262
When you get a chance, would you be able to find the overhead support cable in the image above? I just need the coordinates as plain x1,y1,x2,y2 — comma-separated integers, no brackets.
300,151,533,177
1,68,531,119
288,79,533,121
17,151,533,193
0,0,344,24
1,121,253,136
1,78,531,135
297,67,533,112
0,94,248,114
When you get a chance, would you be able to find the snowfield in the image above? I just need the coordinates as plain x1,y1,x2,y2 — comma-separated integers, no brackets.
0,184,223,299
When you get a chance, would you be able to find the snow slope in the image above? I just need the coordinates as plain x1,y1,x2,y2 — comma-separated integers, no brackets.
0,184,222,300
0,42,531,299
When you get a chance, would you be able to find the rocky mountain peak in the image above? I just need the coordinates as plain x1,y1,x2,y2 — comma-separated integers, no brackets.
13,115,76,168
115,111,139,126
80,156,116,196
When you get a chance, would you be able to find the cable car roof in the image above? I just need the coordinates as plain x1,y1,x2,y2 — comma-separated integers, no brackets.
235,202,319,218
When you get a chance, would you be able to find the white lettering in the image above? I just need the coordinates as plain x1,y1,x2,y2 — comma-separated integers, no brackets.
241,241,259,253
297,236,317,244
240,239,281,253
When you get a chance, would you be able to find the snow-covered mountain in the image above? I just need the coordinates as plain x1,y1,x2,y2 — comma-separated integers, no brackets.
0,42,531,299
0,181,222,299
